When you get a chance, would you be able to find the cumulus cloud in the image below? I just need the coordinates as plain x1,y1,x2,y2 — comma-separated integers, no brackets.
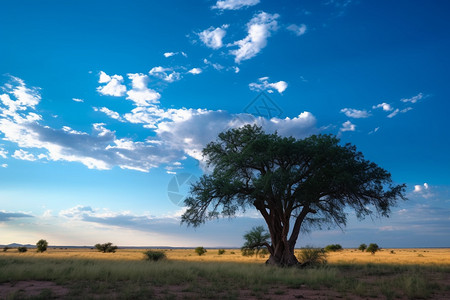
149,66,181,83
0,147,7,158
198,25,228,49
339,120,356,132
0,211,33,222
12,149,37,161
212,0,260,10
126,73,161,106
287,24,307,36
340,108,370,118
188,68,202,75
229,12,279,63
249,77,288,94
372,102,393,112
163,52,176,58
414,183,429,193
96,71,126,97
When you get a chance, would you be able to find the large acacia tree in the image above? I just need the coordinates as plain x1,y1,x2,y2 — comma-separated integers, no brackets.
182,125,406,266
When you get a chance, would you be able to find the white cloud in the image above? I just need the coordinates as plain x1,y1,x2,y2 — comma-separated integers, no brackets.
96,72,126,97
287,24,307,36
212,0,260,10
198,25,228,49
372,102,393,112
368,127,380,134
164,52,176,58
0,164,7,168
0,147,7,158
188,68,202,75
203,58,224,70
126,73,161,106
229,12,279,63
72,98,84,103
387,107,412,118
414,183,429,193
401,93,423,104
339,120,356,132
249,77,287,94
149,66,181,83
340,108,370,118
12,149,37,161
93,107,124,122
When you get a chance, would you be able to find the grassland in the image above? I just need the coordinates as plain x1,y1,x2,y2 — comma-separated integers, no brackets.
1,248,450,299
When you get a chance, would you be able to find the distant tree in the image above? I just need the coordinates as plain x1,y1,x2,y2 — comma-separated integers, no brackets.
324,244,343,252
18,246,27,253
218,249,226,255
3,246,11,252
36,239,48,253
143,250,166,261
182,125,406,266
95,242,118,253
241,226,270,258
195,246,207,256
358,243,367,252
366,243,380,254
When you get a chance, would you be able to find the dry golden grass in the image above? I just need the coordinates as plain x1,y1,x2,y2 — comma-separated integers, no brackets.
2,247,450,265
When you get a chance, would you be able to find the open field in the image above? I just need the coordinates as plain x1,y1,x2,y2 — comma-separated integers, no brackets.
1,248,450,299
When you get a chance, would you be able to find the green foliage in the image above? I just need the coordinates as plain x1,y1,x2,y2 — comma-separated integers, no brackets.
181,125,406,266
324,244,343,252
95,242,118,253
195,246,207,256
358,243,367,252
218,249,226,255
36,239,48,253
297,247,328,267
143,250,166,261
17,246,27,253
241,226,270,258
366,243,380,254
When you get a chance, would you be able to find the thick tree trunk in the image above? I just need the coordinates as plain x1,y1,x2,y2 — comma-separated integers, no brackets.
265,240,298,266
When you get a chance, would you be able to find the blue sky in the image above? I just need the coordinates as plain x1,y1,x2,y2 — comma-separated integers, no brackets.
1,0,449,248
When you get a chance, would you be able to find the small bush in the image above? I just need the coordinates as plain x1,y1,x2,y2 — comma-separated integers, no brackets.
297,247,327,267
366,243,380,254
95,242,118,253
195,246,207,256
143,250,166,261
241,248,255,257
18,246,28,253
230,251,235,254
324,244,343,252
218,249,226,255
3,246,11,252
36,239,48,253
358,243,367,252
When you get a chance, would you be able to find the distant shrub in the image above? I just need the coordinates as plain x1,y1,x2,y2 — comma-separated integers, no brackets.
390,250,395,254
36,239,48,253
18,246,28,253
358,243,367,252
324,244,343,252
366,243,380,254
218,249,226,255
143,250,166,261
3,246,11,252
195,246,207,256
297,247,327,267
230,251,235,254
241,248,255,257
95,242,118,253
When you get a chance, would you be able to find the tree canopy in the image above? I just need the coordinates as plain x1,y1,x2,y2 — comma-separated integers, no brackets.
182,125,406,266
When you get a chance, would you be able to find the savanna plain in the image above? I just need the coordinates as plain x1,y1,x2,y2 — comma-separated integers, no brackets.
1,247,450,299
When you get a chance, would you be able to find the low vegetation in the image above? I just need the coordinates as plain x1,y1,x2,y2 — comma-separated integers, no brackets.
17,246,27,253
143,250,166,261
94,242,118,253
297,247,328,267
195,246,207,256
324,244,343,252
218,249,226,255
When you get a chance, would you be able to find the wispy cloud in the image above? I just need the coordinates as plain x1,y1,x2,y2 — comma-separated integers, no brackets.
0,211,33,222
72,98,84,103
340,108,370,118
149,66,181,83
212,0,260,10
249,77,287,94
229,12,279,63
401,93,423,104
287,24,307,36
